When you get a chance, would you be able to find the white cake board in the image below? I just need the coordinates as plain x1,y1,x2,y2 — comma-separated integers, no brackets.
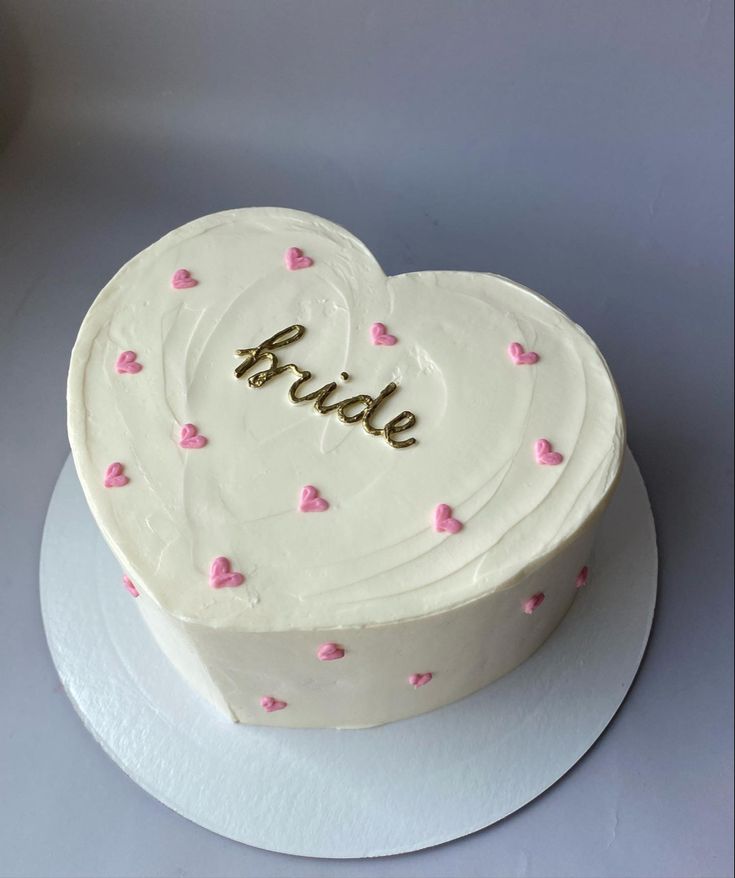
40,449,656,859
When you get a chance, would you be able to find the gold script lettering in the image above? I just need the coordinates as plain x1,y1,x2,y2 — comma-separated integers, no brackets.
234,325,417,449
383,411,417,449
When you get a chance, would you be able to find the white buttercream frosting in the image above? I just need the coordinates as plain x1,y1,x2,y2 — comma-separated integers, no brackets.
67,208,624,727
68,208,623,632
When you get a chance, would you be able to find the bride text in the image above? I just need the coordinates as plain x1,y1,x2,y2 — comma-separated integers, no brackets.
234,325,417,449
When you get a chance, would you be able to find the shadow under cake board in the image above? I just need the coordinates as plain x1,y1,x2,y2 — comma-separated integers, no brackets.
40,448,656,858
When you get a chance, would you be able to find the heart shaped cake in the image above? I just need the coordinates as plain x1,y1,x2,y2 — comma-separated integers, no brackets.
67,208,625,728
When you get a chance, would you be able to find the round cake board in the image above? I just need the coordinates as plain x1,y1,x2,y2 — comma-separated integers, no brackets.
40,449,656,859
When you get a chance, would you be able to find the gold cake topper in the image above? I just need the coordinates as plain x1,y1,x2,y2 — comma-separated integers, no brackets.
234,325,417,449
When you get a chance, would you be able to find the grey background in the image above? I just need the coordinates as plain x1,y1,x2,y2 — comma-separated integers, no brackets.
0,1,732,876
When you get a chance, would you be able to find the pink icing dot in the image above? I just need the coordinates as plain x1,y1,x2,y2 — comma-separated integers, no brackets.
104,462,129,488
179,423,208,449
299,485,329,512
433,503,462,534
508,342,539,365
284,247,313,271
408,672,433,688
317,642,345,661
523,592,546,614
208,556,245,589
534,439,564,466
122,575,139,598
115,351,143,374
370,322,398,346
260,696,288,712
171,268,198,289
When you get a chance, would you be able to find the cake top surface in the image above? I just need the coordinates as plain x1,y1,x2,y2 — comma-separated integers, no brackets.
67,208,624,631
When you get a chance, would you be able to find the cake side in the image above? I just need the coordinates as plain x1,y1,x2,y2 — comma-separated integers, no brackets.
135,508,604,727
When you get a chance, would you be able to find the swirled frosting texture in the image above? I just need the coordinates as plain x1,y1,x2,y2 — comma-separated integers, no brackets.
67,208,624,632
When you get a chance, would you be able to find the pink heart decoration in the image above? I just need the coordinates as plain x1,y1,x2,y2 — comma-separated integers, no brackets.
408,672,433,688
260,696,288,712
433,503,463,534
209,556,245,589
122,575,140,598
299,485,329,512
104,462,129,488
576,565,589,589
171,268,198,289
284,247,313,271
508,341,539,365
115,350,143,374
523,592,546,615
317,642,345,661
179,423,208,449
534,439,564,466
370,322,398,346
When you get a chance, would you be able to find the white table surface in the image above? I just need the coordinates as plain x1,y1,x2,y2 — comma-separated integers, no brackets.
1,2,732,877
